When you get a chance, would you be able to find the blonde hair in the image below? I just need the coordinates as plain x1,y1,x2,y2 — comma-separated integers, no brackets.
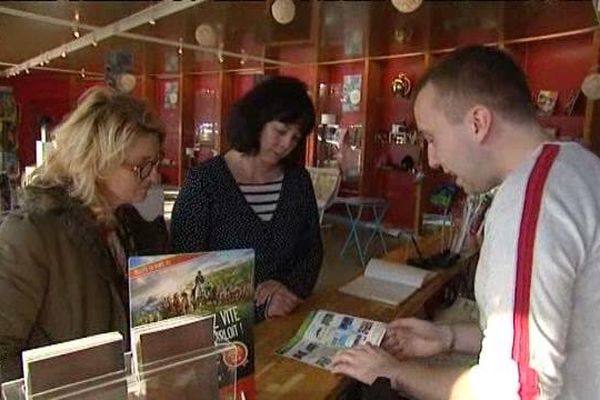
30,86,164,224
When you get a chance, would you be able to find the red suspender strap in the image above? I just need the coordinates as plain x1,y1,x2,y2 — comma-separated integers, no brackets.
513,144,559,399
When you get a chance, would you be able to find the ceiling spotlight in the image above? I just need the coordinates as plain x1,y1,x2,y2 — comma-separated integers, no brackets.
148,18,156,26
92,39,98,47
178,38,183,55
73,29,80,39
25,68,30,74
61,49,67,58
240,49,247,66
80,68,86,78
390,0,423,13
74,10,80,22
271,0,296,25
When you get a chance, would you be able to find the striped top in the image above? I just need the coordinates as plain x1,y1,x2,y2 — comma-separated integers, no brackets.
238,178,283,221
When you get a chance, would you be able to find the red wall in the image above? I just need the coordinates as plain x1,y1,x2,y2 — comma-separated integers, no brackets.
0,73,146,172
0,73,71,169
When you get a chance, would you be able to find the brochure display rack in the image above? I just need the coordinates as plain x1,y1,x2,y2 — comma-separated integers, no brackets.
1,344,237,400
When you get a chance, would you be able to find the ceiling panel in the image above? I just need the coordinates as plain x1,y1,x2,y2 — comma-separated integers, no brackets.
0,1,597,77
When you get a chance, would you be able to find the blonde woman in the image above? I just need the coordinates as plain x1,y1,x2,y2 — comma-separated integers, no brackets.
0,87,164,382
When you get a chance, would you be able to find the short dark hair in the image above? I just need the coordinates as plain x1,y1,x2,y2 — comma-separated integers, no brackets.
227,75,316,167
414,45,535,123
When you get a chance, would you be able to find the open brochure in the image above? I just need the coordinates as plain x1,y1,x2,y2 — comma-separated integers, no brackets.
276,310,386,370
338,258,436,306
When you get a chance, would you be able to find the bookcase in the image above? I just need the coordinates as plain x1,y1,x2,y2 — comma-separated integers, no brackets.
144,1,599,234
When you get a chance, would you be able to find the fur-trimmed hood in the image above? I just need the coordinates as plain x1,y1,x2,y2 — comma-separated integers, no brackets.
19,185,81,215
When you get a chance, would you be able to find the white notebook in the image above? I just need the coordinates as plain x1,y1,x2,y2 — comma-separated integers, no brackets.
339,258,435,306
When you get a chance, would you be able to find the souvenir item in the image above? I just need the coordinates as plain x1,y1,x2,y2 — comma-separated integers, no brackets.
391,73,412,98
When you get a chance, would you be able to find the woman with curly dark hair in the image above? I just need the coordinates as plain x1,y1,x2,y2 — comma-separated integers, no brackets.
171,76,323,321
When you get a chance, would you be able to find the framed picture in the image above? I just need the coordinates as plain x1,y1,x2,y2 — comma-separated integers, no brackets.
341,74,361,113
163,82,179,110
536,90,558,116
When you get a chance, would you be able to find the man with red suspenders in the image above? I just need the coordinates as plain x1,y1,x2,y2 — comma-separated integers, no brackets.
332,45,600,400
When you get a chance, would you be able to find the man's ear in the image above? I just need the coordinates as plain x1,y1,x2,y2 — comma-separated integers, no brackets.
468,105,493,144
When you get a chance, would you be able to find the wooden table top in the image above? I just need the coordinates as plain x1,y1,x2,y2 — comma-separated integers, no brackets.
254,246,477,399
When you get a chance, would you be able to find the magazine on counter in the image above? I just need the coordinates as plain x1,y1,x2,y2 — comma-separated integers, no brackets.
276,310,386,370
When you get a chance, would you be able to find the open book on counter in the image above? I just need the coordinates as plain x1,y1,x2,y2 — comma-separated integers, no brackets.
338,258,436,306
276,310,386,370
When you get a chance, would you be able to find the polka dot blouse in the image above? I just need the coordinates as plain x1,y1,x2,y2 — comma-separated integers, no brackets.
170,156,323,299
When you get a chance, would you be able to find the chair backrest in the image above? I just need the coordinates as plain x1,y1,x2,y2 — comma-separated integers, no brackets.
306,167,342,209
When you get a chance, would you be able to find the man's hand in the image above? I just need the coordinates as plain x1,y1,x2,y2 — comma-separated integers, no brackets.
255,280,301,318
382,318,453,359
331,344,402,389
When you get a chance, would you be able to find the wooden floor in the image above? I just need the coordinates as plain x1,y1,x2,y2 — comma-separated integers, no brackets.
315,216,444,291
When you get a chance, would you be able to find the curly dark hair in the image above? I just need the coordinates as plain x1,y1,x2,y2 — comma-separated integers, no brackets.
226,75,316,167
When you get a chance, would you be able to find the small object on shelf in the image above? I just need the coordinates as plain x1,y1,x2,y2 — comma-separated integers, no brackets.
564,89,581,116
536,90,558,116
320,113,336,126
389,121,413,144
163,81,179,109
581,72,600,100
391,73,412,98
342,74,362,113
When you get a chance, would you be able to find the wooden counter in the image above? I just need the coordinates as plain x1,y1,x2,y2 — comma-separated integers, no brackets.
254,249,478,399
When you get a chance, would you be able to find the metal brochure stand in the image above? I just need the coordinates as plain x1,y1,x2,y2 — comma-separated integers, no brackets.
1,344,237,400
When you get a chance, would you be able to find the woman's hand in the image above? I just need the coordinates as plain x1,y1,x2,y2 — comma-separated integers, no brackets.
382,318,453,359
255,280,301,318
